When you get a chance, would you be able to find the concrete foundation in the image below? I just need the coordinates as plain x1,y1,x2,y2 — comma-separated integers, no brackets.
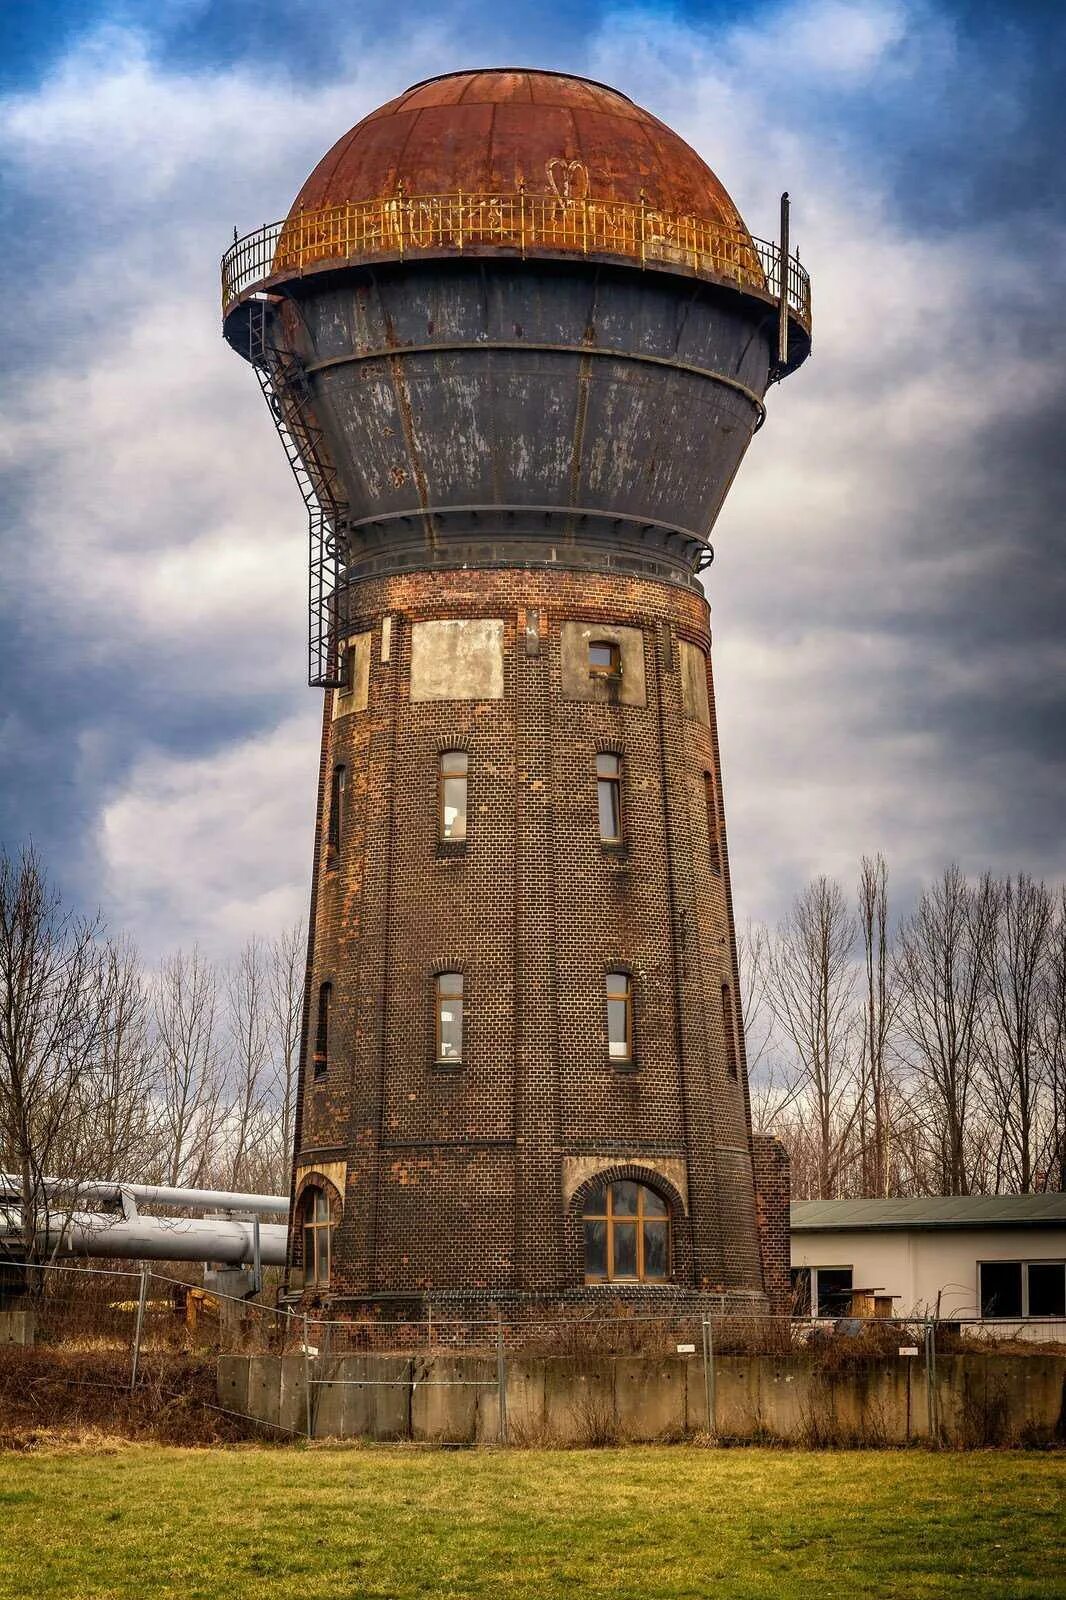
220,1350,1066,1447
0,1309,36,1347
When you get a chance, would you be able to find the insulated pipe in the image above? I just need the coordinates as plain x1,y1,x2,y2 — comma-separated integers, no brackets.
29,1210,290,1266
0,1173,289,1217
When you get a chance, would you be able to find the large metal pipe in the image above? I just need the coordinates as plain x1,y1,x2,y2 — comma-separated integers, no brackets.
0,1173,289,1217
52,1211,289,1266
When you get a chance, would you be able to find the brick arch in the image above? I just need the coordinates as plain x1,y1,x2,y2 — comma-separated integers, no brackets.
563,1162,693,1289
292,1170,345,1284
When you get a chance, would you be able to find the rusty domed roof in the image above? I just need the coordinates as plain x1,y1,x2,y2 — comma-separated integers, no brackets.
290,68,750,233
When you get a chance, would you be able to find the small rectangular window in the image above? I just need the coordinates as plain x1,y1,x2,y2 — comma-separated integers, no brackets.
588,640,621,678
328,765,346,856
980,1261,1023,1318
435,972,464,1063
1027,1262,1066,1318
439,751,468,842
815,1266,853,1317
596,753,622,843
721,985,738,1078
606,971,633,1062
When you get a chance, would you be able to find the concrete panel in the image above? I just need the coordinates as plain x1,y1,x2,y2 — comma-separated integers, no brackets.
560,622,646,706
615,1356,687,1439
245,1355,282,1428
216,1353,249,1416
486,1355,546,1444
411,1355,494,1442
332,631,372,718
0,1309,36,1346
542,1358,618,1445
679,641,710,725
409,619,505,702
279,1354,311,1435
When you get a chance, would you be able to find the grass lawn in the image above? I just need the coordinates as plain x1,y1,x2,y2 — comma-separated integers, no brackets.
0,1445,1062,1600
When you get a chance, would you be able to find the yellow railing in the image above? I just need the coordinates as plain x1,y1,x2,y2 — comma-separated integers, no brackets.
221,191,811,331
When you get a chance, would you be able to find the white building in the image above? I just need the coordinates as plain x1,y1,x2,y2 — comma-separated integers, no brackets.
790,1194,1066,1330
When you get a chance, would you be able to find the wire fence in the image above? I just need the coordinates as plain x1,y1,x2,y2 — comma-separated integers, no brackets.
3,1262,1063,1444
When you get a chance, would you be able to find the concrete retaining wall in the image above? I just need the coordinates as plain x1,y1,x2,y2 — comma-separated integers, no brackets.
218,1351,1066,1447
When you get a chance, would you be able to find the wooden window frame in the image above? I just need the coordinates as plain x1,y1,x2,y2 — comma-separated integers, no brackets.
606,971,633,1064
438,750,469,843
596,753,623,845
434,971,464,1065
588,639,621,679
301,1186,332,1289
583,1181,671,1284
313,981,331,1077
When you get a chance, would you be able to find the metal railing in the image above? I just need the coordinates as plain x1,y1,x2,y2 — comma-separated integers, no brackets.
221,191,812,332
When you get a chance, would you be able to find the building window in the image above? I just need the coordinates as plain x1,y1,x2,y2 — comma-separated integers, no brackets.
328,764,346,856
704,771,721,873
721,985,738,1078
438,751,468,842
301,1186,332,1289
596,753,623,843
606,971,633,1062
792,1266,853,1317
588,639,621,678
313,982,331,1077
980,1260,1065,1319
435,972,464,1063
583,1180,670,1283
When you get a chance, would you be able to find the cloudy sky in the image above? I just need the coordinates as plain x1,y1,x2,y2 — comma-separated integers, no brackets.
1,0,1064,961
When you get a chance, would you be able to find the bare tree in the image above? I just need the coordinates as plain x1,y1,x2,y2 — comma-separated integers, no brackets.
895,865,992,1195
1037,887,1066,1191
221,937,273,1190
978,874,1054,1192
768,876,858,1197
0,846,103,1263
266,921,305,1191
154,946,224,1188
72,936,163,1183
856,854,897,1197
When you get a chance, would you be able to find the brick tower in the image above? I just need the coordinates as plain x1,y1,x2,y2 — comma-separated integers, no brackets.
221,69,810,1311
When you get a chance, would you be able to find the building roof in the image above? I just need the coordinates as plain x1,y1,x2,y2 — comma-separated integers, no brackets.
288,68,750,235
790,1195,1066,1233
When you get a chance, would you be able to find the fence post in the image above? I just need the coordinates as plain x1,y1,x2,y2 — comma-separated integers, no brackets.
304,1313,313,1440
496,1312,508,1445
701,1313,716,1437
129,1263,149,1393
924,1319,938,1445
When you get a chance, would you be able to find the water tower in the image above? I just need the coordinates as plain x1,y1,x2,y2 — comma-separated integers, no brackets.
221,69,810,1312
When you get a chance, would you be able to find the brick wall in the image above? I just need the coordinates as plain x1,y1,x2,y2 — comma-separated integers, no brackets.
288,563,768,1311
751,1134,792,1316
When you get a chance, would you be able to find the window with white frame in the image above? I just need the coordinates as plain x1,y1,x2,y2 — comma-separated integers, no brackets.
980,1259,1065,1319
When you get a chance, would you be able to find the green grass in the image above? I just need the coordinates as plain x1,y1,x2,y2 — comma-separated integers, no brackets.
0,1446,1062,1600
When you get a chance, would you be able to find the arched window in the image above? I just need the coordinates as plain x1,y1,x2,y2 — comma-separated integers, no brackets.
438,751,468,841
301,1186,333,1289
704,770,721,874
596,753,623,843
583,1180,670,1283
313,982,331,1077
329,764,346,856
588,639,621,679
435,972,464,1063
606,971,633,1062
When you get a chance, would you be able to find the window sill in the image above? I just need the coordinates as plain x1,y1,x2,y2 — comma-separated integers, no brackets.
436,841,468,860
610,1059,639,1074
601,843,629,861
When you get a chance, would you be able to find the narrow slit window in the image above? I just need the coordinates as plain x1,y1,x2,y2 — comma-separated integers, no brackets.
721,984,738,1078
588,639,621,678
435,972,464,1063
328,764,346,855
704,771,721,873
314,982,331,1077
597,753,623,843
439,751,468,842
301,1186,332,1288
606,971,633,1062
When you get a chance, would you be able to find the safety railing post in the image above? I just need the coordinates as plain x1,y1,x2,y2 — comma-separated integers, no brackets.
304,1313,313,1439
923,1319,937,1445
129,1263,149,1393
496,1312,508,1445
701,1313,716,1436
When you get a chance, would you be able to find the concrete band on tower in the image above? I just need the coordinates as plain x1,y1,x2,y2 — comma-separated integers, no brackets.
222,68,810,1315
